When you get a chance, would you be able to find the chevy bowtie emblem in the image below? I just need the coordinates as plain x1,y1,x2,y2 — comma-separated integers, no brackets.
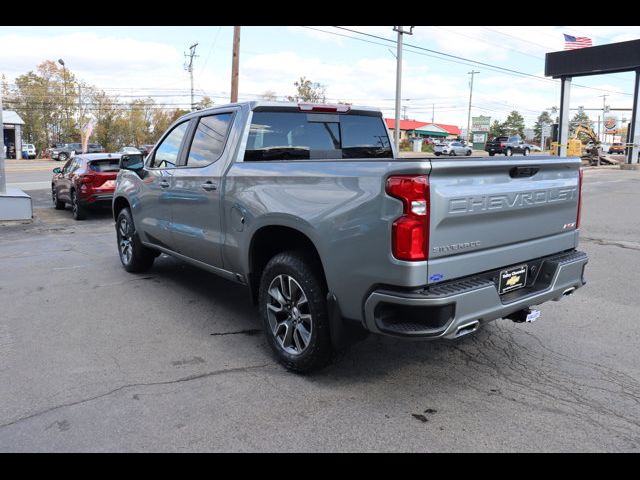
506,275,521,287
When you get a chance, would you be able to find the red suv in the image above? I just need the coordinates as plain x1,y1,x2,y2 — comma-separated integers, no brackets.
51,154,121,220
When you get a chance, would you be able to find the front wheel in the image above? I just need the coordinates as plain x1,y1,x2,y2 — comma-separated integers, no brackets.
523,148,530,156
259,251,332,373
58,153,68,162
466,150,472,156
52,186,65,210
505,148,513,156
449,151,456,157
488,152,495,156
434,152,441,156
116,208,156,273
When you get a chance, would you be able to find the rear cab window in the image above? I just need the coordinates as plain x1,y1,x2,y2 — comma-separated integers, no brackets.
244,110,392,161
89,159,120,172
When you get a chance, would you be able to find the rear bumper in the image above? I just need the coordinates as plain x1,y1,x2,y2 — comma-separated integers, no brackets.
363,250,588,339
80,193,114,205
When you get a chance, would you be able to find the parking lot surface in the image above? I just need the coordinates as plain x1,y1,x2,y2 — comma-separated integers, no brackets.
0,167,639,452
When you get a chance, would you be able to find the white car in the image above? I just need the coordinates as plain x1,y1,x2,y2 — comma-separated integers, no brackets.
434,141,473,156
22,143,36,159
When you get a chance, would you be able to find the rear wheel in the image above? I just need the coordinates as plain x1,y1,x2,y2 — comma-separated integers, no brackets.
523,148,530,156
116,208,155,273
58,152,68,162
449,150,456,156
488,152,495,156
52,186,65,210
505,148,513,156
70,190,87,220
434,152,441,156
466,150,472,156
259,251,332,373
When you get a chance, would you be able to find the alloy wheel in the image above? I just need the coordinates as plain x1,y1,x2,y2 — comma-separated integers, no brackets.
118,217,133,265
266,274,313,355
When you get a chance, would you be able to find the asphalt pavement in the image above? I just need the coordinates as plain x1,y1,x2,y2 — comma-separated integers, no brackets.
0,165,639,452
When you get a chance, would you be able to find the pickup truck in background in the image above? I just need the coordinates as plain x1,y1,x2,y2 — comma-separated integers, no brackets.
485,135,531,156
113,101,588,372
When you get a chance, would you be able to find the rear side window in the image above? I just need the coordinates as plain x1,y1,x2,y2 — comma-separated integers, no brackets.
244,111,392,161
186,113,233,167
89,159,120,172
149,121,189,168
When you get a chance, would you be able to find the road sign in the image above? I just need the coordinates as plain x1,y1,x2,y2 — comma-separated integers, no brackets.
542,124,552,136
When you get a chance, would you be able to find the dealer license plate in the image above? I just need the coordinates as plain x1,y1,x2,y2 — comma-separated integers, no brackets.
498,264,528,295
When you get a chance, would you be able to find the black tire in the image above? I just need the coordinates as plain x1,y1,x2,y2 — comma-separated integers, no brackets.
434,152,441,156
116,208,155,273
52,186,65,210
70,190,87,220
466,150,472,156
488,152,495,156
505,148,513,156
58,152,68,162
449,150,456,156
259,251,332,373
523,148,530,156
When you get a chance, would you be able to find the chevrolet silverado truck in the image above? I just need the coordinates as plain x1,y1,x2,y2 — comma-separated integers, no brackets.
485,135,531,156
112,101,588,372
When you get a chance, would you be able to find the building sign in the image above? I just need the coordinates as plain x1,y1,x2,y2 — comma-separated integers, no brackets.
604,116,617,131
471,116,491,132
473,133,487,143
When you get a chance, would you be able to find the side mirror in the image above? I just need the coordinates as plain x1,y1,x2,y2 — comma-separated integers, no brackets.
119,154,144,175
53,167,62,174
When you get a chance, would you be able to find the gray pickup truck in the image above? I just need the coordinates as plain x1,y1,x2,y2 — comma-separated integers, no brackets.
112,101,588,372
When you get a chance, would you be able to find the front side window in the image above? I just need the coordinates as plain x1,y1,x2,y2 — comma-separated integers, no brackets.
244,111,392,161
186,113,233,167
149,121,189,168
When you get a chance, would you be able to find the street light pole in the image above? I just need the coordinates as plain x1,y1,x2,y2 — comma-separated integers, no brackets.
393,26,413,150
58,59,69,142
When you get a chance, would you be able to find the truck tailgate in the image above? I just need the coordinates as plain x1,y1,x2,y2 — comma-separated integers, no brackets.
427,156,581,283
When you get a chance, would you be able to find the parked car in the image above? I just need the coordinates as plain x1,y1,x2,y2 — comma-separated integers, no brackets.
51,143,83,162
608,142,625,154
138,144,156,157
113,101,588,372
120,146,142,154
51,153,121,220
485,135,531,156
433,140,472,156
87,143,105,153
22,143,36,159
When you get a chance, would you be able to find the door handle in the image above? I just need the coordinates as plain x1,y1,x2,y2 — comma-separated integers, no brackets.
201,181,218,191
159,180,170,188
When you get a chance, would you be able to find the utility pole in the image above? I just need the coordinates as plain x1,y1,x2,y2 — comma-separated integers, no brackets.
230,26,241,103
466,70,480,143
393,26,414,149
184,43,199,111
0,86,6,194
58,59,69,142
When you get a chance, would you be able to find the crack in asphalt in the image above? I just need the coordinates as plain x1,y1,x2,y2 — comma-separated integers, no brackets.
448,323,640,447
210,329,262,337
581,237,640,251
0,363,273,430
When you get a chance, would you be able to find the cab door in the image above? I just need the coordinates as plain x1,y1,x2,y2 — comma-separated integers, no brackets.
135,120,191,251
168,110,236,268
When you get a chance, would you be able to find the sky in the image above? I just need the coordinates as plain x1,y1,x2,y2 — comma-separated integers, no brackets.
2,25,640,130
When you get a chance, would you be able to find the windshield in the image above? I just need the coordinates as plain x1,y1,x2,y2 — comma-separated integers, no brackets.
244,111,393,161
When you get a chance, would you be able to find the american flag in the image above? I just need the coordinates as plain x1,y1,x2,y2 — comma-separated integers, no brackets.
564,34,592,50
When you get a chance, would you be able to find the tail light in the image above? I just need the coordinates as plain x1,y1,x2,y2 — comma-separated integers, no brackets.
576,168,583,228
386,175,430,261
79,175,94,184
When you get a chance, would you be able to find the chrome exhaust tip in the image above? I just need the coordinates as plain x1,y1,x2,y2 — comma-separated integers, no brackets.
455,320,480,338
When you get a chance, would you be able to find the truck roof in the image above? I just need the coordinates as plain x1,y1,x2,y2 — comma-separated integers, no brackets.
193,101,383,116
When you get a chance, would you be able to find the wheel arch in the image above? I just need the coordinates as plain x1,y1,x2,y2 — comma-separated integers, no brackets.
247,224,327,305
113,196,131,221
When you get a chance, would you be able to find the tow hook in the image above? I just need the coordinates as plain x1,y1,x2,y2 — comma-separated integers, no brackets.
506,308,541,323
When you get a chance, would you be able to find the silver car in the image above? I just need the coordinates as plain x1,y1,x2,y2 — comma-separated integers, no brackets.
434,141,472,156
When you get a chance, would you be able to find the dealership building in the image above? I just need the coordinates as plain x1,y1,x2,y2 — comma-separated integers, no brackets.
2,110,25,159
